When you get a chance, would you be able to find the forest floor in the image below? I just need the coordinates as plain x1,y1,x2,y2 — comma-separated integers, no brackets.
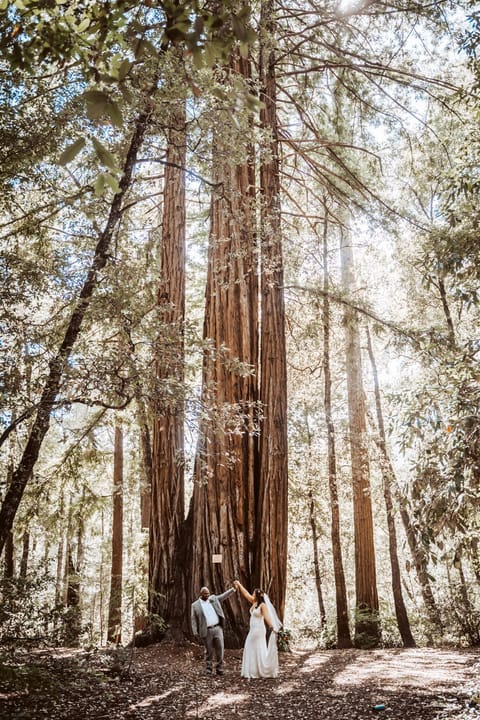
1,641,480,720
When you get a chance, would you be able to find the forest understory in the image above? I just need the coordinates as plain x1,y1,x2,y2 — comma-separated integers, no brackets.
1,642,480,720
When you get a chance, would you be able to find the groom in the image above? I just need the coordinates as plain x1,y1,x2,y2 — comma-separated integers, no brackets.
191,585,236,676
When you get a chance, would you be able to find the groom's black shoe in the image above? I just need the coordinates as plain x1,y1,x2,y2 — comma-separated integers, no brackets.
216,670,224,676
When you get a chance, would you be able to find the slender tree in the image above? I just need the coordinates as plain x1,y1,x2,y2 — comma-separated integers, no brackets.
308,489,326,628
366,327,415,647
108,423,124,644
19,531,29,579
340,223,380,648
321,207,352,648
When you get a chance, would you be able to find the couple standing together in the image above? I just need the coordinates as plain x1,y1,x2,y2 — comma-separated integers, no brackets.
191,579,282,679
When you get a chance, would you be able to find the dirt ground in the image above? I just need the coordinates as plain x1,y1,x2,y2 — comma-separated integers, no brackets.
1,642,480,720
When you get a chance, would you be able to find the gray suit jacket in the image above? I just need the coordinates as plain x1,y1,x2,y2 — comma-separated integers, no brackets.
191,588,235,638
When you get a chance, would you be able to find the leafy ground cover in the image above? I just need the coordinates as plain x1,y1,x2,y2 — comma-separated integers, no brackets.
1,643,479,720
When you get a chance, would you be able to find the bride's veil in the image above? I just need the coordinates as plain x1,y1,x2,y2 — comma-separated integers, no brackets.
264,594,282,632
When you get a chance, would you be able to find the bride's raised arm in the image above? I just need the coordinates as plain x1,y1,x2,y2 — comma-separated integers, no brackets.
233,580,255,604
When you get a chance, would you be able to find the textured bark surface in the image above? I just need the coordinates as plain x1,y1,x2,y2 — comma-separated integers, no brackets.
322,213,352,648
148,107,187,635
108,424,123,644
340,229,380,648
256,1,288,619
308,490,326,628
188,54,258,644
135,393,152,531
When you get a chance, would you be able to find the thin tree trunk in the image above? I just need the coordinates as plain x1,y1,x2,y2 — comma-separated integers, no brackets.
108,424,124,644
366,327,415,647
55,492,66,607
0,90,158,556
256,0,288,619
340,225,380,648
135,395,152,530
19,531,29,579
3,460,15,578
321,206,352,648
366,432,442,630
188,53,258,646
308,490,326,628
437,276,455,343
148,105,186,639
398,502,443,631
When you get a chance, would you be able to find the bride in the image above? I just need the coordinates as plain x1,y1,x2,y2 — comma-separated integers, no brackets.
234,580,282,679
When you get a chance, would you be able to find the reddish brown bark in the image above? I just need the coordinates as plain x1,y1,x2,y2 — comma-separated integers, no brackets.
108,424,124,644
188,53,259,644
321,208,352,648
340,227,380,648
148,106,187,637
256,0,288,619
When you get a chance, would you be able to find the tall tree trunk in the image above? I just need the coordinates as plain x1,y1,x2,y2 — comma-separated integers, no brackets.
437,276,455,344
19,530,29,579
55,492,66,606
256,0,288,619
366,327,415,647
136,395,152,531
188,53,258,645
3,532,14,579
3,460,15,577
108,424,124,644
148,105,187,640
398,502,443,631
340,225,380,648
308,490,326,628
66,543,81,645
321,206,352,648
0,91,157,556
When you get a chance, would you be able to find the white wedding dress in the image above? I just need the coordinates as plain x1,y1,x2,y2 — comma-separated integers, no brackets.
241,605,279,678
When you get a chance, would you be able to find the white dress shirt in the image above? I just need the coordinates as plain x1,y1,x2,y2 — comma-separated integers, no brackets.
201,598,220,627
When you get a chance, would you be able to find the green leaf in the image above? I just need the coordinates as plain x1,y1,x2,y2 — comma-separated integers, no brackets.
117,59,132,80
192,47,204,70
136,38,158,60
58,137,86,166
103,173,120,194
232,16,248,43
83,89,109,120
105,100,123,128
77,17,91,32
203,41,216,67
94,173,106,197
92,137,118,172
239,42,249,59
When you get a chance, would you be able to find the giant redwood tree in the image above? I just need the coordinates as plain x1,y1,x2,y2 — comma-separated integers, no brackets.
255,0,289,618
188,52,259,644
148,102,187,638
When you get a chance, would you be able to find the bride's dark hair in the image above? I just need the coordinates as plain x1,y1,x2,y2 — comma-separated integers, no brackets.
254,588,265,605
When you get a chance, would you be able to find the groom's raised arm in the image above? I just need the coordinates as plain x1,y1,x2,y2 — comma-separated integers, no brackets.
216,586,236,603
